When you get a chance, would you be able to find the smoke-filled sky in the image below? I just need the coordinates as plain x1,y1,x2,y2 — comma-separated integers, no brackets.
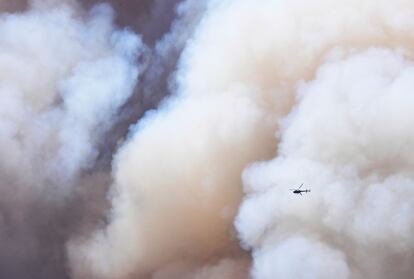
2,0,414,279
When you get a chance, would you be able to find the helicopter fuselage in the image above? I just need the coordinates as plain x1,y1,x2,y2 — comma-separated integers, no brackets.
293,189,310,194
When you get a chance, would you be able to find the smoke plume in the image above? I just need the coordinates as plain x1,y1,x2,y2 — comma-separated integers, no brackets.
0,0,181,278
237,47,414,279
2,0,414,278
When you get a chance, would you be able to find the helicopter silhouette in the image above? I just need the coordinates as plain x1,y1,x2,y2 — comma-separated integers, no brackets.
290,183,310,195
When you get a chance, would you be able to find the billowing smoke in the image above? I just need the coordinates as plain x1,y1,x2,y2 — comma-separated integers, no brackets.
237,48,414,279
0,1,143,277
0,0,190,278
3,0,414,278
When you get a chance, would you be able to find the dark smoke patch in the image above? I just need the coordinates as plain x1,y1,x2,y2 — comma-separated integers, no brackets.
93,0,205,172
0,0,28,13
82,0,182,45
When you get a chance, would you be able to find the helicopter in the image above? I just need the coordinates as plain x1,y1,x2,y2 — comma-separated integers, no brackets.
290,183,310,195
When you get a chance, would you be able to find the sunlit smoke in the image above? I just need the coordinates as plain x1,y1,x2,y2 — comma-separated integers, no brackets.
237,47,414,279
3,0,414,278
76,0,414,278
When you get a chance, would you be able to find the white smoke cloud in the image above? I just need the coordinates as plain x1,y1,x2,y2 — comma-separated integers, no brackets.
71,0,414,278
251,237,350,279
236,42,414,279
3,0,414,278
0,2,142,184
0,2,142,277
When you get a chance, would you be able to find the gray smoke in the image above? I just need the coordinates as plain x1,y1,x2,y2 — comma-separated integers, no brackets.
0,0,196,278
3,0,414,279
0,1,143,277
